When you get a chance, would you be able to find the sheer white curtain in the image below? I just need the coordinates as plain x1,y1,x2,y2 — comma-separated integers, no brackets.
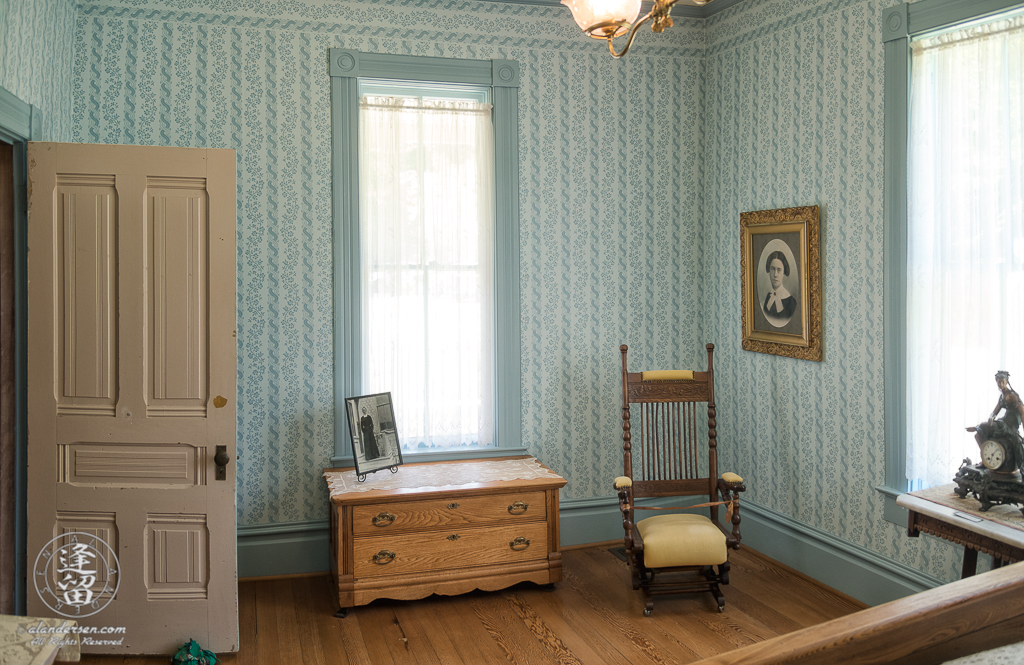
359,95,495,452
907,15,1024,488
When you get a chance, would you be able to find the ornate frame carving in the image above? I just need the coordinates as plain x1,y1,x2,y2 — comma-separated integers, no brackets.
740,205,822,361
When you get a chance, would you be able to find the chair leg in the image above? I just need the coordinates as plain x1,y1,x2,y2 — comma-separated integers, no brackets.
719,560,730,586
702,567,726,612
642,587,654,617
709,582,725,612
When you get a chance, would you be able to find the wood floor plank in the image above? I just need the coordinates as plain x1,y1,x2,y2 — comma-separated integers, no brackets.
727,551,863,625
470,590,562,665
505,591,603,664
236,579,259,665
520,578,638,665
271,580,305,665
375,600,444,664
290,577,328,665
354,601,410,665
410,592,515,664
253,580,280,665
390,595,464,665
715,585,804,635
310,574,370,665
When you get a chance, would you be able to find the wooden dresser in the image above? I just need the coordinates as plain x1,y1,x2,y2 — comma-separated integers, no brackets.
324,456,567,613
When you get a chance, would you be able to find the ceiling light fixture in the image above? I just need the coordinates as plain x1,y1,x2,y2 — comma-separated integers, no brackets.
560,0,714,58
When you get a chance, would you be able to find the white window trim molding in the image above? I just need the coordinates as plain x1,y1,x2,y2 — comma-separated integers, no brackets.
328,49,526,466
879,0,1024,524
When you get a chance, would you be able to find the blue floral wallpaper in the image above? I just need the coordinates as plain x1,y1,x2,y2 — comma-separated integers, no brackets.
0,0,77,140
704,0,960,581
68,0,707,526
3,0,966,584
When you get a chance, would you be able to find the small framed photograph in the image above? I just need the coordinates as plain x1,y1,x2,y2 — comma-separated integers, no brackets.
740,205,822,361
344,392,404,481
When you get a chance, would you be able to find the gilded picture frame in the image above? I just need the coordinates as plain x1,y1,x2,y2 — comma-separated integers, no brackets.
740,205,822,361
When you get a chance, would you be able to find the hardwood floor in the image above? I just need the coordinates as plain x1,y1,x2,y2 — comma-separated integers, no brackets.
78,545,865,665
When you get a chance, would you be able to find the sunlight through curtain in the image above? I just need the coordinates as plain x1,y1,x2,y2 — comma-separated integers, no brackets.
359,95,495,452
907,14,1024,488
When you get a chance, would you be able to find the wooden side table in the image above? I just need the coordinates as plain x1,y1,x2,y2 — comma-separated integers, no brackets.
898,484,1024,578
324,456,566,615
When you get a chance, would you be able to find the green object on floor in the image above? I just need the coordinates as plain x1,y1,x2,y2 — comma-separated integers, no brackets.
172,639,219,665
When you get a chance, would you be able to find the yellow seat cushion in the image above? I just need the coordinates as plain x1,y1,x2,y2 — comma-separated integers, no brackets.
636,513,727,567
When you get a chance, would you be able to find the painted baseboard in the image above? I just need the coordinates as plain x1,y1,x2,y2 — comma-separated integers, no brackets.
738,501,943,606
237,520,330,578
236,497,945,606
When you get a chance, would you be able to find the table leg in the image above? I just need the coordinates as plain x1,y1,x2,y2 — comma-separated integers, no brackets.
961,547,978,578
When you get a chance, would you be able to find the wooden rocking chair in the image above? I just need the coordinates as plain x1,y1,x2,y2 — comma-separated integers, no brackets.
614,343,746,615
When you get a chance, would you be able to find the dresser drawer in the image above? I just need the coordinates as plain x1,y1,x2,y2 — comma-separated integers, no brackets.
352,491,546,534
353,521,548,578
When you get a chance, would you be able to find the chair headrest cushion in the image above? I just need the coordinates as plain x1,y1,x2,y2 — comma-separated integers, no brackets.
641,370,694,381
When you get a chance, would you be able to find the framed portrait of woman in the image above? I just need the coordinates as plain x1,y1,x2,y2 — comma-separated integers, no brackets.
344,392,404,481
740,205,822,361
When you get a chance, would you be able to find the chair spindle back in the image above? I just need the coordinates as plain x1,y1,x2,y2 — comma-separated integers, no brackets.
620,343,718,507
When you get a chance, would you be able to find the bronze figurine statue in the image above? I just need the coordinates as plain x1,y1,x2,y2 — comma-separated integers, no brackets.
955,371,1024,515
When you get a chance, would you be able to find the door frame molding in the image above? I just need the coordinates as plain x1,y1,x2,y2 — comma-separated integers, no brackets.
0,83,40,615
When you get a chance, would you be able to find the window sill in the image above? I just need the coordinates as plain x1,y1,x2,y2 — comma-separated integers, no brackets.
329,446,530,468
876,484,909,527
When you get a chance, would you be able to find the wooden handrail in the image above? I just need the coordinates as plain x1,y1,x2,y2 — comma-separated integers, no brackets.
692,561,1024,665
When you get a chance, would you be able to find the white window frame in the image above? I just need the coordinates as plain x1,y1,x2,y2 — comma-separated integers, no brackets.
328,50,525,464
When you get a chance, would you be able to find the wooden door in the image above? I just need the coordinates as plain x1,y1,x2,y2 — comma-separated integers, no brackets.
26,143,237,654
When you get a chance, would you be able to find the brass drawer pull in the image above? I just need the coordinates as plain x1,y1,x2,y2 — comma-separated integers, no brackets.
373,550,396,565
509,536,531,551
447,534,461,541
372,512,395,527
447,502,460,510
508,501,529,515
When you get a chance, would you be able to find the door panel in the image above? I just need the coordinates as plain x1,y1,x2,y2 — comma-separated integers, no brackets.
56,173,118,414
27,142,237,654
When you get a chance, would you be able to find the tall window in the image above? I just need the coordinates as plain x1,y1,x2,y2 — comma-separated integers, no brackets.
904,11,1024,488
329,50,522,462
359,84,495,451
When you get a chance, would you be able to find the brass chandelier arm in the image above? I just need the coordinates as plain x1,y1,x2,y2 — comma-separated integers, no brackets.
606,11,656,58
605,0,684,59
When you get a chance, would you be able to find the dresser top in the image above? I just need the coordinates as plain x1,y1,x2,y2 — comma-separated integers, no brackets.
324,455,566,505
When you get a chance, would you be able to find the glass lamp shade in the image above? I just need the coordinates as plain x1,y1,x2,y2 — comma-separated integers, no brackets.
561,0,643,37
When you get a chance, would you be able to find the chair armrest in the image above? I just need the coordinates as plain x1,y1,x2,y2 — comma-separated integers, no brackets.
613,477,636,551
718,472,746,495
717,473,746,547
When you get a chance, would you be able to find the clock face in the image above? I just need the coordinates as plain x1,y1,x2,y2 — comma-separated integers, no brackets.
982,440,1006,470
